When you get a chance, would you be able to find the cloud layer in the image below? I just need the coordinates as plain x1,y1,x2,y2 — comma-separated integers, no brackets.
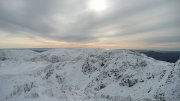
0,0,180,50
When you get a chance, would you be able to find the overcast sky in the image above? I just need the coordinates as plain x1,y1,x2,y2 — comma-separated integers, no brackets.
0,0,180,50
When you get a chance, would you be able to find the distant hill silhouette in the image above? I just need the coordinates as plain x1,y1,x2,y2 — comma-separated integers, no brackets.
137,50,180,63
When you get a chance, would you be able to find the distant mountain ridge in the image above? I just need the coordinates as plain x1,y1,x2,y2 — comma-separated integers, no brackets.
136,50,180,63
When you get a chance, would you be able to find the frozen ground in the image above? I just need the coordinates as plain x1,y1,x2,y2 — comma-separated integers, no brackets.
0,48,180,101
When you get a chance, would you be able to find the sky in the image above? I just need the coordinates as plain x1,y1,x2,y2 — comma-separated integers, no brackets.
0,0,180,50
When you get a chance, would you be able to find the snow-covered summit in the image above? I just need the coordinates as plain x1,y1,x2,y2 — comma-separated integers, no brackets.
0,49,179,101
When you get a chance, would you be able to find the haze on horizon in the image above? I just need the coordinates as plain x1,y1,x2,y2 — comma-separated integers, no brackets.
0,0,180,51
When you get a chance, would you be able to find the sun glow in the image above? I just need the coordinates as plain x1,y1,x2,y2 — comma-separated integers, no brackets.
88,0,107,12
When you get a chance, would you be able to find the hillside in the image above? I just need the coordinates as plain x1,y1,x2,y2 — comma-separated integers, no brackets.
0,49,180,101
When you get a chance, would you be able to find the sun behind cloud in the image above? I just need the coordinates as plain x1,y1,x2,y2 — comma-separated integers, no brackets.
88,0,107,12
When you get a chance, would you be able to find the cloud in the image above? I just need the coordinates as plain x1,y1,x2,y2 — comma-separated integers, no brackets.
0,0,55,33
0,0,179,47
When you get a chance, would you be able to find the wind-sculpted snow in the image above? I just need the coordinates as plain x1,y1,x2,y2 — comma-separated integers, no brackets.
0,49,179,101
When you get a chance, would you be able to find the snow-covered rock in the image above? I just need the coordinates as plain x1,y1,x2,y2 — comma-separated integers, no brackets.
0,49,179,101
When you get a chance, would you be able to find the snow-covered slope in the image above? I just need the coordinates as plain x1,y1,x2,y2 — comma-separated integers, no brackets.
0,49,179,101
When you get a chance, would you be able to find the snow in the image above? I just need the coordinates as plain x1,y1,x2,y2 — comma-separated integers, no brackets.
0,48,179,101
